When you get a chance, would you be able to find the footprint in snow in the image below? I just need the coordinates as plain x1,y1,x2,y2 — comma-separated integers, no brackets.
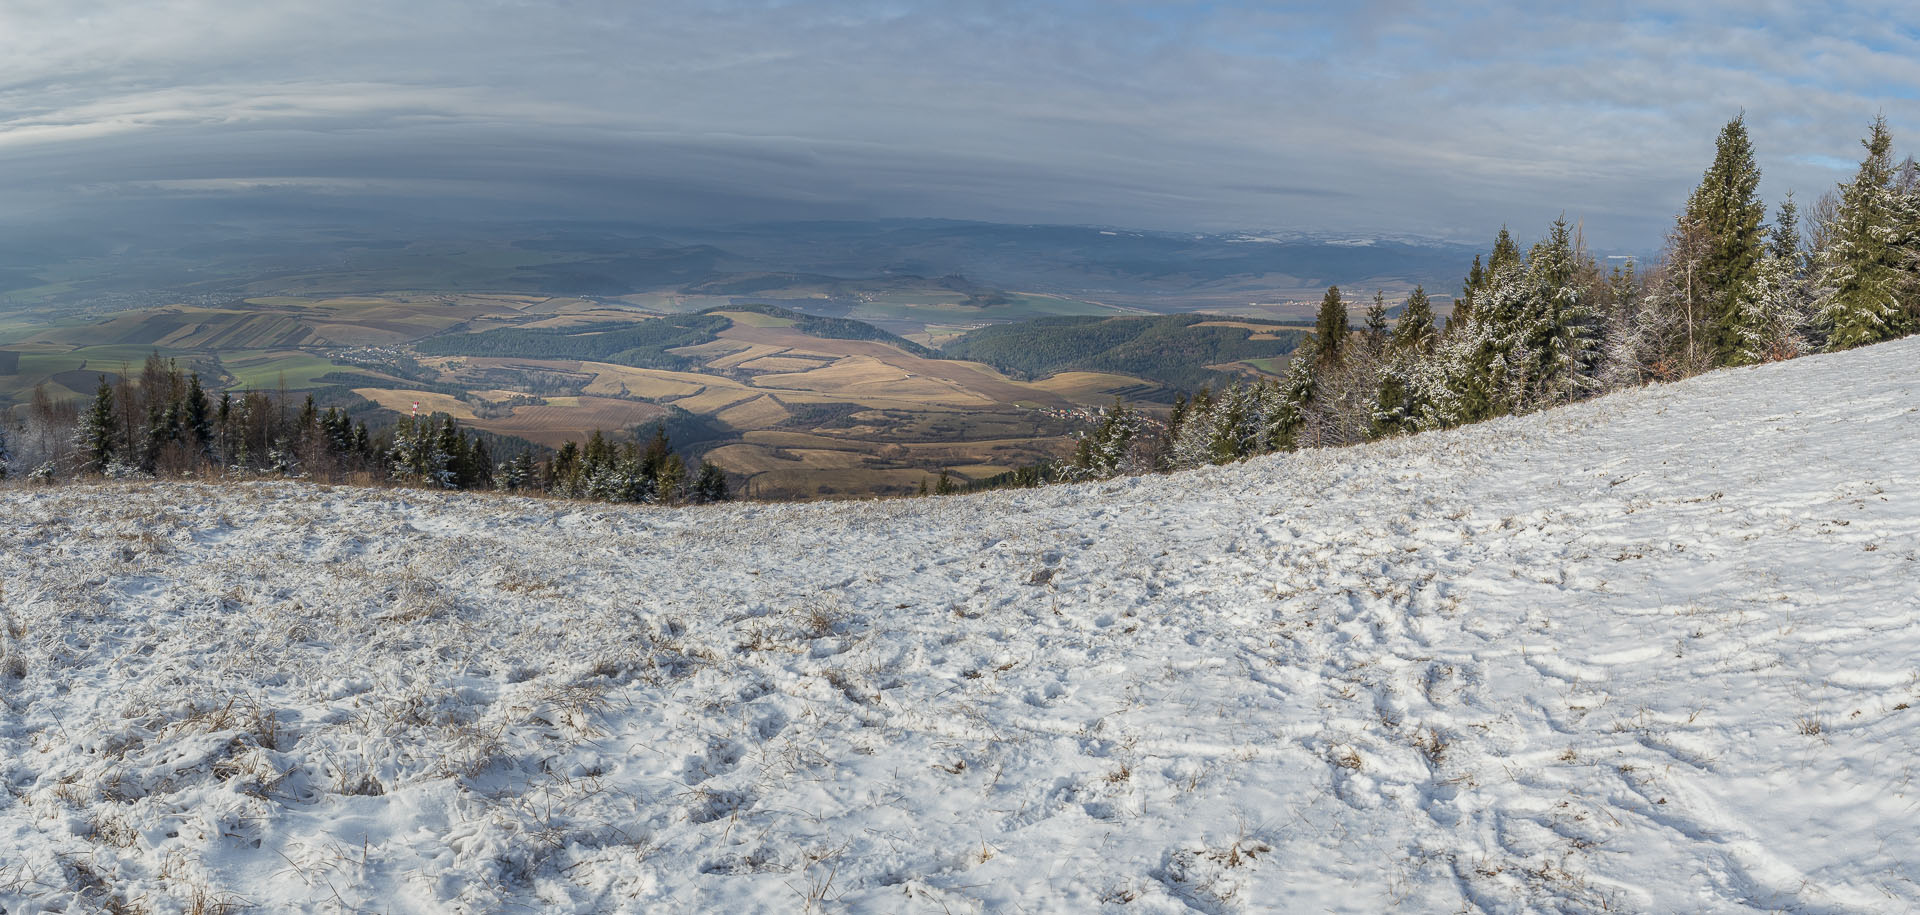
754,709,788,741
688,788,755,824
682,738,745,784
1025,682,1068,707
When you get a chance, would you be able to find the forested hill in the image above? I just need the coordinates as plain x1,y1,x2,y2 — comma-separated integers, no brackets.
699,302,936,357
940,313,1307,389
412,305,932,370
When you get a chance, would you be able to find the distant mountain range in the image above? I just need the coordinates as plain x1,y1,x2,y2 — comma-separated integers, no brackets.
635,219,1488,310
0,216,1504,317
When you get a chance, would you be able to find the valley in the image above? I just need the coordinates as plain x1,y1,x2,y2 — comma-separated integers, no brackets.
0,289,1308,497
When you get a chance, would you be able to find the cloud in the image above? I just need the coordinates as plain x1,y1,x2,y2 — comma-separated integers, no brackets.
0,1,1914,248
1218,183,1357,199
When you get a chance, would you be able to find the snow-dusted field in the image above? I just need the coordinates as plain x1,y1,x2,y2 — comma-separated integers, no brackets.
2,341,1917,914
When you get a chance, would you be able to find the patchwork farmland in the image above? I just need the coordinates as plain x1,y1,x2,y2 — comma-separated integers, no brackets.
0,294,1303,497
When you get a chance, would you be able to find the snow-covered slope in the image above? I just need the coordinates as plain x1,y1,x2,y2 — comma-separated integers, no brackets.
2,341,1916,914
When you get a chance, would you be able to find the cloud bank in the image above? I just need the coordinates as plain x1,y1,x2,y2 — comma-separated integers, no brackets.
1,0,1915,248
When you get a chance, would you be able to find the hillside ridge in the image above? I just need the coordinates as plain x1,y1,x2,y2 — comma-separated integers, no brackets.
1,338,1915,912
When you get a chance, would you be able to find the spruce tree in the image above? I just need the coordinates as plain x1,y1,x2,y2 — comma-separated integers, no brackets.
694,461,730,503
215,392,234,465
1204,384,1257,464
644,426,671,467
1265,341,1318,451
1371,362,1414,438
1451,229,1519,338
1167,387,1219,469
0,418,11,480
1428,229,1539,426
436,416,469,487
185,372,213,461
320,408,350,461
76,376,119,474
140,401,167,474
1063,430,1097,479
469,437,493,490
1364,291,1390,351
1374,287,1438,438
1404,322,1472,430
388,414,450,487
1061,399,1143,481
1682,114,1768,365
1818,116,1907,350
1767,194,1805,281
655,452,687,503
498,452,536,492
1462,267,1529,419
550,441,580,495
1313,286,1348,366
1389,286,1437,354
1898,157,1920,328
1488,227,1522,275
298,394,319,439
1520,216,1599,407
586,429,616,475
1735,194,1810,364
1155,393,1190,470
1453,255,1485,331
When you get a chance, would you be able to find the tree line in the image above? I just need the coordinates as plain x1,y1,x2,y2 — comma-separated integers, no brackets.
0,353,729,505
1045,114,1920,484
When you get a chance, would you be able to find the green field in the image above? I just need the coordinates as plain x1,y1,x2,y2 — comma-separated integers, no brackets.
1238,355,1293,374
220,351,345,391
0,344,194,401
712,309,797,328
0,319,50,346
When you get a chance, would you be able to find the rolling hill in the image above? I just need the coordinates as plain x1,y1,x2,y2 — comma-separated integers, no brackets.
941,313,1310,390
2,337,1914,912
0,297,1138,497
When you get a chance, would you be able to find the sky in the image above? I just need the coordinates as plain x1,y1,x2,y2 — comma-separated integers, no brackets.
1,0,1917,249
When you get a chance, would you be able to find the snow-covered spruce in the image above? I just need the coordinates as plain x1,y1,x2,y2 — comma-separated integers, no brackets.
1,339,1917,914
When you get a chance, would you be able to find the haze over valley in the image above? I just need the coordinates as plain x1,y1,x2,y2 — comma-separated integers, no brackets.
0,218,1483,496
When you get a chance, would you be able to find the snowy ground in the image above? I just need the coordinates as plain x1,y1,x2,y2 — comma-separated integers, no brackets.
1,340,1917,914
